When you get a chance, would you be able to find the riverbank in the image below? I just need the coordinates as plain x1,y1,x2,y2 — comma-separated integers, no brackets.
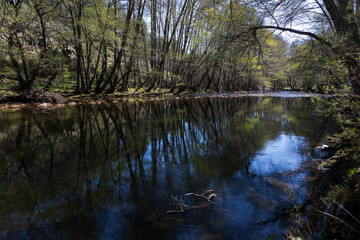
0,89,328,110
308,93,360,239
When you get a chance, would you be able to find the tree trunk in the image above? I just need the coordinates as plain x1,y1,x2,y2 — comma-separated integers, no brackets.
346,56,360,94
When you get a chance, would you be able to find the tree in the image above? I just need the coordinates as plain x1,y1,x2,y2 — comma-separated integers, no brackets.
247,0,360,94
0,0,298,94
1,0,63,90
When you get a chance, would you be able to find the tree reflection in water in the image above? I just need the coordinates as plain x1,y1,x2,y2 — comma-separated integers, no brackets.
0,97,329,239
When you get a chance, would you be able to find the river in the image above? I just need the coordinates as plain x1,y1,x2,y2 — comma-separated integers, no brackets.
0,94,330,239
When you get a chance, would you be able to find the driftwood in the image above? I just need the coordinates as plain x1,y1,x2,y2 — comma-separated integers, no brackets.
166,189,216,214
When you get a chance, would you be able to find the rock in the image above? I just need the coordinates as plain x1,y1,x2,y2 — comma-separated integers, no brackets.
38,103,52,108
68,102,77,106
246,187,280,210
265,177,299,192
316,144,330,150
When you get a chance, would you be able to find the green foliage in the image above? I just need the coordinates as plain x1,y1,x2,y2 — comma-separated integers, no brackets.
315,92,360,238
287,41,349,92
0,0,355,94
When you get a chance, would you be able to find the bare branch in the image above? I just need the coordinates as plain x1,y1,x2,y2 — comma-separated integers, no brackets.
249,25,332,48
166,189,216,214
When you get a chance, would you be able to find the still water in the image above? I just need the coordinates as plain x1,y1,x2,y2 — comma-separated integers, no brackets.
0,96,329,239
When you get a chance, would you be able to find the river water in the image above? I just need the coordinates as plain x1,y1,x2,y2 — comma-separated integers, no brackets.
0,95,330,239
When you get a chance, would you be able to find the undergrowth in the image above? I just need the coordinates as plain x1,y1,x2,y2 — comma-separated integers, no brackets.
312,92,360,239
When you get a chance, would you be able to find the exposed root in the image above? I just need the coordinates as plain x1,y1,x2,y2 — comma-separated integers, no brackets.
166,189,216,214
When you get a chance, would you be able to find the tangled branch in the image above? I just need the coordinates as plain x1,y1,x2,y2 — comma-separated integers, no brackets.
166,189,216,214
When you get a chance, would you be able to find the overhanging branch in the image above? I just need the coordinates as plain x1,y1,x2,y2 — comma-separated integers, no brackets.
249,25,332,48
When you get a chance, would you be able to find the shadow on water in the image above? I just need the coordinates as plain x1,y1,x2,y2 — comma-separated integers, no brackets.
0,97,330,239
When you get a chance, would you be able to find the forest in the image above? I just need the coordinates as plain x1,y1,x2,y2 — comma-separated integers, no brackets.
1,0,360,239
0,0,356,95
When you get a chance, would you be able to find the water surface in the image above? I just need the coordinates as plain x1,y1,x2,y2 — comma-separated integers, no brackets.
0,96,329,239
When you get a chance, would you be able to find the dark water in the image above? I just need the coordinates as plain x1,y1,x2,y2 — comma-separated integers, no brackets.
0,97,329,239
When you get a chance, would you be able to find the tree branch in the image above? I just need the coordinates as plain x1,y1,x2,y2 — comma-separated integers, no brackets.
249,25,332,48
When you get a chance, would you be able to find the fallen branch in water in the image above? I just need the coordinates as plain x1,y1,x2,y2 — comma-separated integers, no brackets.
166,189,216,214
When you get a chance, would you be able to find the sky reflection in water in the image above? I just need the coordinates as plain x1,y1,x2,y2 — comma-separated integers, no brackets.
249,134,306,175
